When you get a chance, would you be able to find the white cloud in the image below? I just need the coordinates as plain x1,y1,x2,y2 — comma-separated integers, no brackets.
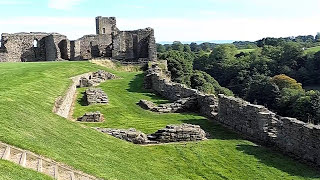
0,16,320,42
48,0,83,10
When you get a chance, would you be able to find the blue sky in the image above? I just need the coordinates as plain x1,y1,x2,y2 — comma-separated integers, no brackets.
0,0,319,42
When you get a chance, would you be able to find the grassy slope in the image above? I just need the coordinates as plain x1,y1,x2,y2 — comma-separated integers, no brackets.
0,61,319,180
237,49,255,53
0,160,52,180
305,46,320,54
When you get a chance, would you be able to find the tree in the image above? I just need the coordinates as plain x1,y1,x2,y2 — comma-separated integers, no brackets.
316,32,320,42
190,42,200,52
271,74,303,91
183,44,192,53
245,74,280,109
172,41,184,52
156,44,166,53
210,44,237,62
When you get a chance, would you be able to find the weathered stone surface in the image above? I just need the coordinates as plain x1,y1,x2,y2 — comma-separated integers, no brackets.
138,97,197,113
0,32,69,62
144,62,218,117
0,16,157,62
78,70,116,88
94,127,149,144
77,112,103,122
217,94,320,167
144,61,320,167
148,124,207,143
84,88,108,105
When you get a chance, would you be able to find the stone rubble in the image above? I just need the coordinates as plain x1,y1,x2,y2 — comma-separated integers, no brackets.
94,127,150,144
138,97,197,113
85,88,109,105
148,124,207,143
94,123,207,144
78,70,116,88
77,112,103,122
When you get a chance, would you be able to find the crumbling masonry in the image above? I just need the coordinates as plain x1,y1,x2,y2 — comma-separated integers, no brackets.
145,61,320,168
0,16,157,62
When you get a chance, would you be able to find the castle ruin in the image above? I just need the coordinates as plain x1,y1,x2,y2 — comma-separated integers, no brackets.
0,16,157,62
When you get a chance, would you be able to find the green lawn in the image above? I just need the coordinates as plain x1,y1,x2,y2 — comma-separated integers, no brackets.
0,61,320,180
237,48,255,53
305,46,320,54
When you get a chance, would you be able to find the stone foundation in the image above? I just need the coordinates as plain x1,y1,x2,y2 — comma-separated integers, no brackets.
53,70,113,119
148,124,207,143
137,97,197,113
95,123,207,144
84,88,109,105
94,128,149,144
78,70,116,88
77,112,103,122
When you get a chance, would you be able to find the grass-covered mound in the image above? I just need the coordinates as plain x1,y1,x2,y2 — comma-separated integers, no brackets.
0,61,319,180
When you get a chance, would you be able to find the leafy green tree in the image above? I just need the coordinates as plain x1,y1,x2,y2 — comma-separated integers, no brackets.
172,41,184,52
210,44,237,62
315,32,320,42
183,44,192,53
156,44,166,53
271,74,303,91
190,42,200,52
245,74,280,109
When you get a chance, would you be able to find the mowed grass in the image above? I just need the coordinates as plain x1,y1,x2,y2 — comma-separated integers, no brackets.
0,61,320,180
237,48,255,53
305,46,320,54
0,160,52,180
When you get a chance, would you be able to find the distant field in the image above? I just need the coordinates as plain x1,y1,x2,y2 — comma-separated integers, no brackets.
237,48,255,53
305,46,320,54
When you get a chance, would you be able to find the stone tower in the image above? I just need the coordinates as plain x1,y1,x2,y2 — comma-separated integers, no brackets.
95,16,117,35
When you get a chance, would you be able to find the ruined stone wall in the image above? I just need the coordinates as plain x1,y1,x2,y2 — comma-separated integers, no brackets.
217,94,320,166
145,63,218,117
45,34,70,61
95,16,118,35
145,61,320,167
78,35,112,60
112,28,156,61
0,33,47,62
0,16,156,62
0,33,69,62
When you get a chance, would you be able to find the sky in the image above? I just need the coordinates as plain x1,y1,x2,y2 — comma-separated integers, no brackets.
0,0,319,43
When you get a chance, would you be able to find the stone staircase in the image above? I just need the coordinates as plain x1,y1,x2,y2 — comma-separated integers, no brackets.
0,142,99,180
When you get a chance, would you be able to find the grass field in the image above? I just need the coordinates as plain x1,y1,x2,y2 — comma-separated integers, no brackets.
305,46,320,54
237,48,255,53
0,61,320,179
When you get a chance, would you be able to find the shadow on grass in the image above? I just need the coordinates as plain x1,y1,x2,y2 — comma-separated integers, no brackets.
181,118,241,141
77,91,88,106
127,73,170,104
236,144,320,178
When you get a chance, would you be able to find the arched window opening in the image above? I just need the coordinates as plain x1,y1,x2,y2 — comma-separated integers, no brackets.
102,28,106,34
33,39,38,48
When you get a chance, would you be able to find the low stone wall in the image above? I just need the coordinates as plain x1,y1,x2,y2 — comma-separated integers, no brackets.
77,112,103,122
148,124,207,143
84,88,109,105
94,128,149,144
217,94,320,167
53,70,114,119
53,72,92,119
144,63,218,117
95,123,207,144
145,61,320,167
137,97,197,113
